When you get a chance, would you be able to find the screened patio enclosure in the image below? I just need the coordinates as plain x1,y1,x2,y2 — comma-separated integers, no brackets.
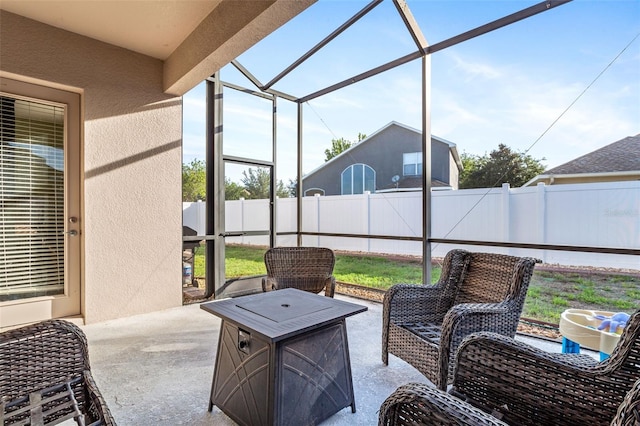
180,0,640,299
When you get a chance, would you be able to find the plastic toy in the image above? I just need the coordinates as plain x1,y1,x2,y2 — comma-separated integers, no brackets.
595,312,630,334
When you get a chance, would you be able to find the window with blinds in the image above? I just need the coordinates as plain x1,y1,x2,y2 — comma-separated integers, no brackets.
0,95,65,301
403,152,422,176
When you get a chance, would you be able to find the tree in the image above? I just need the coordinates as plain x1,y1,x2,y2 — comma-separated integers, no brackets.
182,159,206,201
287,178,298,198
240,168,290,199
224,178,246,201
458,152,480,188
459,144,545,189
183,161,290,201
324,133,366,161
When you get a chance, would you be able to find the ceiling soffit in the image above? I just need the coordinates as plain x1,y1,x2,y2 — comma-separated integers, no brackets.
0,0,316,95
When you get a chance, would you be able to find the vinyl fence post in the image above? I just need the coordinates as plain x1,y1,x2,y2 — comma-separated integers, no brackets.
240,197,245,245
502,183,511,255
366,191,371,253
537,183,547,263
316,193,321,247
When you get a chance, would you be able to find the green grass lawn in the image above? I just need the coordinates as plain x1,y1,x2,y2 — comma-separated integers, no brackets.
192,244,640,324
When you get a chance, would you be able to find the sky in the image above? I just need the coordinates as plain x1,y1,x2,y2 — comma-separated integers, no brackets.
182,0,640,185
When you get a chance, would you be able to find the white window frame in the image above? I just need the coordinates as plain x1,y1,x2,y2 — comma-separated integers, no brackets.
403,152,422,176
341,163,375,195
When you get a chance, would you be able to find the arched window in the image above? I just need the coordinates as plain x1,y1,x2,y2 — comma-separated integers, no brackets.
341,164,375,195
304,188,325,196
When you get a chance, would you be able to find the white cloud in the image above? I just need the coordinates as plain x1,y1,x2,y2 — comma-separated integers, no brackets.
448,52,503,81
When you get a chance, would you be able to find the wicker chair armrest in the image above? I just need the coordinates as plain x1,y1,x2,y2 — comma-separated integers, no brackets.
83,370,117,426
384,283,455,324
446,302,510,317
611,378,640,426
379,382,507,426
451,331,623,425
441,302,517,339
324,276,336,297
262,275,335,296
262,277,276,292
434,303,515,389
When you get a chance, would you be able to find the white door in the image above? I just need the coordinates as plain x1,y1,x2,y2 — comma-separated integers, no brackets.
0,78,81,329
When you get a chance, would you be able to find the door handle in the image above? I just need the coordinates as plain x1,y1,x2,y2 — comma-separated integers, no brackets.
219,232,245,237
65,217,79,236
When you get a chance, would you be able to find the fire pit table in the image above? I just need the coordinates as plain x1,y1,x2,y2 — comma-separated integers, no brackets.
201,288,367,426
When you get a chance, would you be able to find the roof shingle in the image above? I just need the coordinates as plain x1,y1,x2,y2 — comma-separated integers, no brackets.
545,134,640,175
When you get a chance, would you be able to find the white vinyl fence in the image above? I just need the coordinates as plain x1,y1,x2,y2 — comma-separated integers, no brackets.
183,181,640,270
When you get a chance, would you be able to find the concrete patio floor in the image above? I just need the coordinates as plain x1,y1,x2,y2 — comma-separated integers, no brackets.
81,294,578,426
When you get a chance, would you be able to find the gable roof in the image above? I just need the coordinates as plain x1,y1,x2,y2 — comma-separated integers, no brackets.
523,134,640,186
303,121,461,179
544,134,640,175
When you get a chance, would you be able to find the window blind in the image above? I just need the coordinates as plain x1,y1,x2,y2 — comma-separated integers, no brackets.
0,95,65,301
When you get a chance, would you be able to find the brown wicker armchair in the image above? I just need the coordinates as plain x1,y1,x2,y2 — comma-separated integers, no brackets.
450,309,640,424
1,319,116,426
382,249,539,389
262,246,336,297
379,382,510,426
379,377,640,426
613,377,640,426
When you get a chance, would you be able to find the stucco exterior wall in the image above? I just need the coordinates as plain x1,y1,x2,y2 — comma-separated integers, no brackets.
1,12,182,323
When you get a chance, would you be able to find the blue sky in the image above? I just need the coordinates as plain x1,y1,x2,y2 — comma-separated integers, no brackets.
183,0,640,184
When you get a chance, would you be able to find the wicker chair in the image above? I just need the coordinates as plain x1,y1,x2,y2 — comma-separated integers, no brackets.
613,377,640,426
378,377,640,426
1,319,116,426
382,249,539,389
448,308,640,425
262,246,336,297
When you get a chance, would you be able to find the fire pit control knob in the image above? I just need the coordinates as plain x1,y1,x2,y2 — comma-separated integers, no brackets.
238,329,251,354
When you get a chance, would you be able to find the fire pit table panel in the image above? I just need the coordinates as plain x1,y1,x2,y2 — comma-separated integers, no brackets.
201,288,367,426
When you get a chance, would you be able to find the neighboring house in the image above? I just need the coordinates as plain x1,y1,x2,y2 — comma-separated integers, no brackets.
524,134,640,186
302,121,463,196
